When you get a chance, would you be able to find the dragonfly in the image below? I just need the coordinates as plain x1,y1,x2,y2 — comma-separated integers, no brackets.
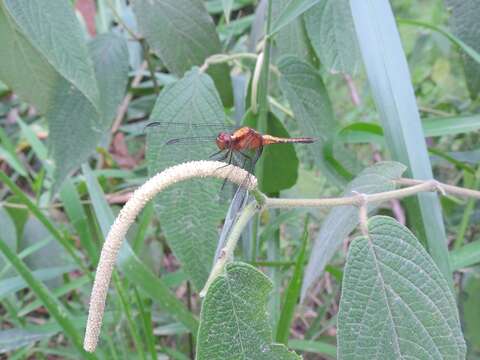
146,121,316,177
146,121,317,264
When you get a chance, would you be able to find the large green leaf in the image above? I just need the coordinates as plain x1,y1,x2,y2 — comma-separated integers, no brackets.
301,161,406,299
89,33,130,128
269,0,321,36
244,111,299,193
146,69,228,289
272,0,315,64
196,262,301,359
278,56,348,182
445,0,480,98
304,0,359,74
338,216,466,359
350,0,451,281
133,0,233,106
0,0,102,186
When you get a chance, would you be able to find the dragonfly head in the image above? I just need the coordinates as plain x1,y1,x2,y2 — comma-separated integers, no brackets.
216,132,232,150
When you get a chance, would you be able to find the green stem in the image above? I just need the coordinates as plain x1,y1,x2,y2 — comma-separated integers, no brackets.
200,202,258,296
453,170,480,249
255,0,273,187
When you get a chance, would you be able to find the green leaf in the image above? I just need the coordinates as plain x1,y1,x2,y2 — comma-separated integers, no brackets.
0,171,87,276
338,114,480,145
304,0,359,74
443,0,480,97
59,179,98,264
449,240,480,271
275,219,308,344
146,69,228,289
133,0,233,106
0,128,27,177
0,328,56,353
244,111,299,193
301,161,406,299
20,218,69,288
82,164,199,335
269,0,320,36
338,216,466,359
272,0,315,64
18,275,90,316
278,56,348,182
0,0,103,187
460,274,480,354
0,238,95,359
288,339,336,358
89,33,130,128
196,262,301,359
398,18,480,66
0,265,76,299
350,0,451,281
0,206,17,273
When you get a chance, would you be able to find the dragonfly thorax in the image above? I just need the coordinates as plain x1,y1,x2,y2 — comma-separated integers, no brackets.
216,132,232,150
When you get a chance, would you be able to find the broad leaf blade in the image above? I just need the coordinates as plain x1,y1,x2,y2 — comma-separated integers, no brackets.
196,262,301,359
278,56,350,182
350,0,451,280
445,0,480,98
338,216,466,359
0,0,103,187
146,69,229,289
89,33,129,128
304,0,359,74
272,0,315,64
301,161,406,299
269,0,321,36
133,0,233,106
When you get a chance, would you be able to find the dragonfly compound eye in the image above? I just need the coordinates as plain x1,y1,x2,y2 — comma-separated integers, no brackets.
216,132,231,150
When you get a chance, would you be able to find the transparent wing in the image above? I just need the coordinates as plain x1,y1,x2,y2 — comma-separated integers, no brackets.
145,121,237,146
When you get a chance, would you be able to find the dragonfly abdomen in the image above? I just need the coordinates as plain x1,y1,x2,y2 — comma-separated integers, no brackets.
261,135,316,145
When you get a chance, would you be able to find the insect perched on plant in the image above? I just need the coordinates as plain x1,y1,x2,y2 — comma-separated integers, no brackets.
146,122,316,174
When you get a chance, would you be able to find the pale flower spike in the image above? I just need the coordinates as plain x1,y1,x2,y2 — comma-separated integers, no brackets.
83,161,257,353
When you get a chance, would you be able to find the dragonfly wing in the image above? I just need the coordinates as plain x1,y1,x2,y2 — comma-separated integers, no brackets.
145,121,237,132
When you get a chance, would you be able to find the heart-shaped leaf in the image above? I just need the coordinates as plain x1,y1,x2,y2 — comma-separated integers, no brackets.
338,216,466,359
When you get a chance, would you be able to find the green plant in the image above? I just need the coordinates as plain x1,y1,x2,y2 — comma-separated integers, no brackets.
1,0,479,359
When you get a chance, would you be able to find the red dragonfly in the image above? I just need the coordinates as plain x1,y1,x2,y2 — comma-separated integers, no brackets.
147,122,316,174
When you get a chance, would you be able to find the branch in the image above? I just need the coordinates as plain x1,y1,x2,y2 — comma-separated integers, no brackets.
84,160,480,353
83,161,257,352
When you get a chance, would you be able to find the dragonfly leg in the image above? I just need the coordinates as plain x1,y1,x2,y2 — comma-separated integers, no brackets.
208,149,225,159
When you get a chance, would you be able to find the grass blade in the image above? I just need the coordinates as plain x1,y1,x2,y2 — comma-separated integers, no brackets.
450,240,480,271
350,0,451,281
0,237,96,359
288,339,336,359
0,171,89,277
276,218,309,344
398,18,480,65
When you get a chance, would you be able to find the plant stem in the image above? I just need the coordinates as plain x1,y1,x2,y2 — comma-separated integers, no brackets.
453,170,480,249
200,202,258,297
140,40,160,94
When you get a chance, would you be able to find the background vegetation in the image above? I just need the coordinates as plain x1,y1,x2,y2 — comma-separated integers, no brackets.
0,0,479,359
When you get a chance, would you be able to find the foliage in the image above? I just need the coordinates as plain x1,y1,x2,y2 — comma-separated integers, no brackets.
0,0,479,359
